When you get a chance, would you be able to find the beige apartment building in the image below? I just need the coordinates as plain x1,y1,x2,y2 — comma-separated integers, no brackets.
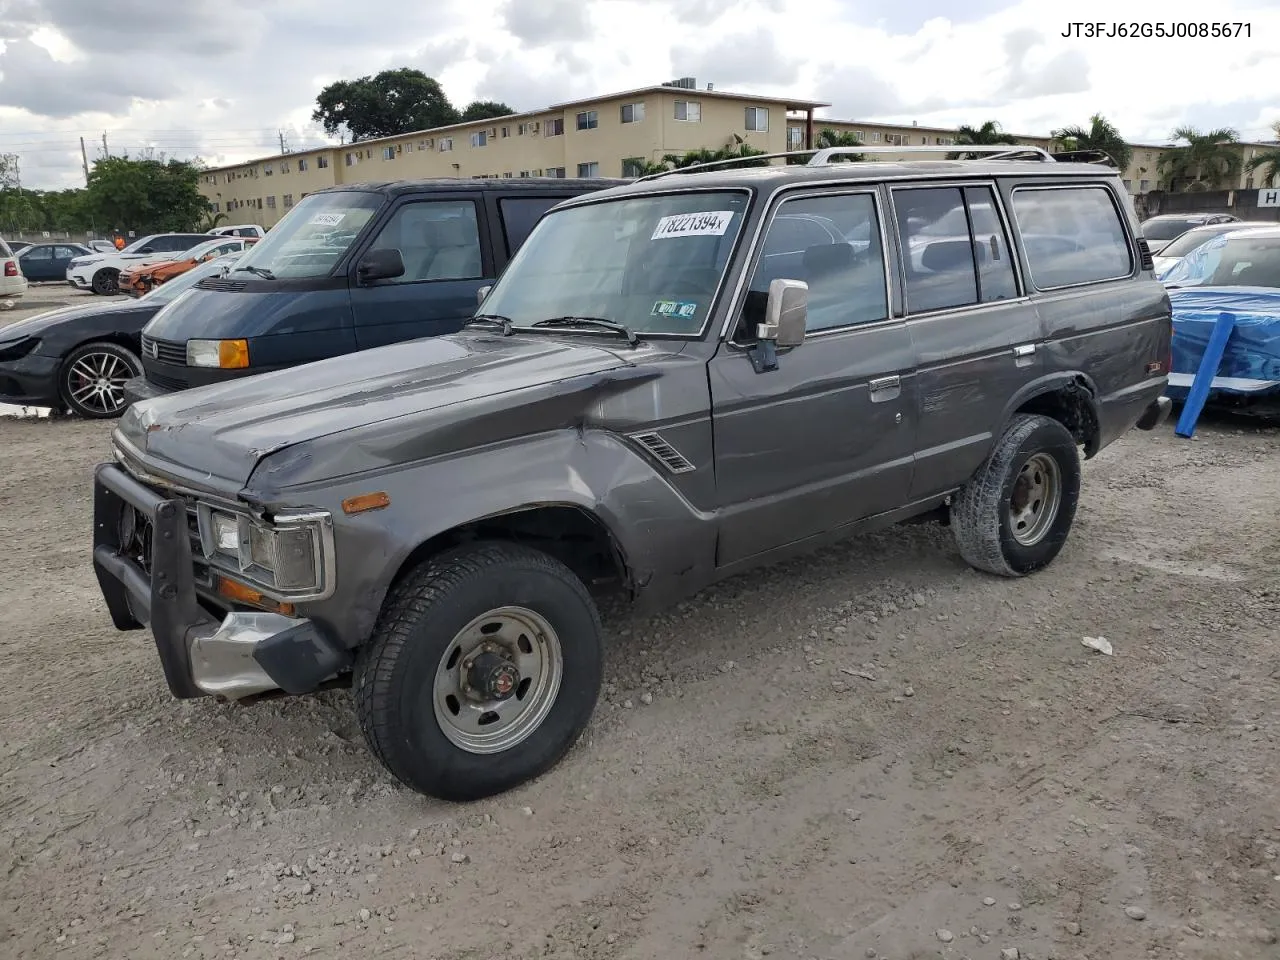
1120,141,1279,194
201,80,829,227
200,79,1279,227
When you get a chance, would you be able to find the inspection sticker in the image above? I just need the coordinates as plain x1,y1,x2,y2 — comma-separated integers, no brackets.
650,210,735,240
651,299,699,320
308,212,346,227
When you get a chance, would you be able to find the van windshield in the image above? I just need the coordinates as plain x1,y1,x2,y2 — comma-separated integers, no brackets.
229,191,382,279
478,190,750,336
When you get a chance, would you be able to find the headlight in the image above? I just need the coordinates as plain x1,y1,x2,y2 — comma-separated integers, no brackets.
196,505,333,600
187,338,249,369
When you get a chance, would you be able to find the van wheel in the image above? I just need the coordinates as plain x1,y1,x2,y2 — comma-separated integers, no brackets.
354,542,604,802
91,268,119,295
951,414,1081,577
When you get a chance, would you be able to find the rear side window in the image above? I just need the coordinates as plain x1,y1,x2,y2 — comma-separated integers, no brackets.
893,185,1018,313
498,197,563,254
1012,186,1133,289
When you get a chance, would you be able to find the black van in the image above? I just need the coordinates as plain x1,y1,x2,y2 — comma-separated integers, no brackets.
124,177,628,402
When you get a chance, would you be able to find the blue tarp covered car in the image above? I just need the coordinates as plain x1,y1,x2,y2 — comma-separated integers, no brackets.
1160,227,1280,403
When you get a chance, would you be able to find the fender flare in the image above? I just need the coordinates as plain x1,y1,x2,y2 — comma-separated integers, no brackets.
999,371,1103,458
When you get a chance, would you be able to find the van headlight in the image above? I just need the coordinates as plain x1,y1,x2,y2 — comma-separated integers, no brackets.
196,505,334,600
187,338,250,369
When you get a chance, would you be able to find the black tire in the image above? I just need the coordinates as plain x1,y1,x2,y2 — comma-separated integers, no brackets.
59,341,143,419
951,413,1081,577
90,268,119,295
355,542,604,802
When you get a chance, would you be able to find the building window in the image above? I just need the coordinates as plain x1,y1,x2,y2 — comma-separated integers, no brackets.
518,170,530,178
264,164,273,176
674,100,700,122
546,118,565,137
744,107,769,132
317,155,329,168
382,146,396,160
620,102,645,124
502,172,513,178
283,194,294,208
577,161,600,178
547,166,566,178
470,131,487,147
787,127,803,150
345,152,355,167
1246,176,1255,189
266,196,276,209
440,138,454,152
621,157,645,178
404,143,414,152
872,132,882,142
298,158,309,171
256,198,263,209
501,126,510,138
576,110,598,131
1139,179,1150,192
212,202,220,212
1122,179,1133,192
282,160,291,173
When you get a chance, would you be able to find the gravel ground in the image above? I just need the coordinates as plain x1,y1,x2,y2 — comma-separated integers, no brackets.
2,284,1279,959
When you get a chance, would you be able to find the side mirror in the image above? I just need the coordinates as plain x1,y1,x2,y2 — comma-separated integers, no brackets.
757,278,808,348
356,247,405,284
477,284,492,305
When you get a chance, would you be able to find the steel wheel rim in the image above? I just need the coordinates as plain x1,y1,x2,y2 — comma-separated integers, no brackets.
432,606,564,755
67,351,134,414
1008,452,1062,546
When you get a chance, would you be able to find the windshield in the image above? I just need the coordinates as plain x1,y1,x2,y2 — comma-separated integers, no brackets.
1157,224,1269,259
478,190,750,335
229,191,382,279
142,253,242,303
1142,218,1207,241
179,238,236,260
121,235,160,254
1163,235,1280,288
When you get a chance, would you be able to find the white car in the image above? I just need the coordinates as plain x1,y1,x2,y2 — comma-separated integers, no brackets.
1150,220,1277,278
0,237,28,303
65,233,213,295
207,224,266,239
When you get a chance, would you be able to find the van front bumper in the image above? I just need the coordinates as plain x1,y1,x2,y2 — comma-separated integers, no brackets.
91,461,351,700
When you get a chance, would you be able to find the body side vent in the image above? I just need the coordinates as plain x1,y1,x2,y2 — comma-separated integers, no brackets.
1136,237,1154,272
630,432,696,474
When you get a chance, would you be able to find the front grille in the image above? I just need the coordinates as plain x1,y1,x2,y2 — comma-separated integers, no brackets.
141,335,187,365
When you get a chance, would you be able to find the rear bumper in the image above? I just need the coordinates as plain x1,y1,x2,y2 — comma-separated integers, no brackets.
1135,395,1172,431
91,461,351,700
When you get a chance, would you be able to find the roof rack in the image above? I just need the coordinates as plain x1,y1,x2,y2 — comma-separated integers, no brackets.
633,143,1064,182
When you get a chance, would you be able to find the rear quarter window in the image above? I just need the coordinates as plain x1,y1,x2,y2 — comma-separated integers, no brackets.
1011,185,1134,289
498,197,564,254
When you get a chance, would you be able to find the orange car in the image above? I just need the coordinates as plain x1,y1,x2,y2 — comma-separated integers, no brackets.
119,236,258,297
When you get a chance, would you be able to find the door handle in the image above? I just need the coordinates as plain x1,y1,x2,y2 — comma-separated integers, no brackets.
1013,343,1036,357
869,375,901,402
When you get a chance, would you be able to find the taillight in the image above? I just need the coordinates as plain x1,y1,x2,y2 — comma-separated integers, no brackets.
3,261,17,277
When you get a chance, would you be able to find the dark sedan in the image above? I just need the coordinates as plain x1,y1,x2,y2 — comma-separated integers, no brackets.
0,254,241,418
16,242,92,281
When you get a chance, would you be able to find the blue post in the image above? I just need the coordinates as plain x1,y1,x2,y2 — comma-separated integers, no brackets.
1174,310,1236,438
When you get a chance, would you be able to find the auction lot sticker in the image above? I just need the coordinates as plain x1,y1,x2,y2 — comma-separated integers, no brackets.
309,213,346,227
651,211,735,240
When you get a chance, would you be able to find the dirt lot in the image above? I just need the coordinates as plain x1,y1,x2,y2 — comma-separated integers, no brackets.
1,304,1278,958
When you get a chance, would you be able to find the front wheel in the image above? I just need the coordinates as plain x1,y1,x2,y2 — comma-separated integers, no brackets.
59,341,143,418
90,268,119,295
355,542,604,802
951,413,1082,577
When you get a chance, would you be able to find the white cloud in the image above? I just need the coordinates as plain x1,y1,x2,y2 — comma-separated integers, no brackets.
2,0,1278,188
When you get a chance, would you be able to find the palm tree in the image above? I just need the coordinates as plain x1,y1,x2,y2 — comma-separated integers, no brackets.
1158,126,1242,192
1051,114,1132,171
644,143,771,175
947,121,1019,159
1245,121,1280,188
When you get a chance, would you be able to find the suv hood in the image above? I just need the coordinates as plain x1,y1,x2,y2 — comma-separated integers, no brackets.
116,332,642,490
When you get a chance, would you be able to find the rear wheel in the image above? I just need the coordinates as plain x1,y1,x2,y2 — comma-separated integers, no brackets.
355,542,604,802
90,268,119,295
951,414,1081,576
59,341,142,418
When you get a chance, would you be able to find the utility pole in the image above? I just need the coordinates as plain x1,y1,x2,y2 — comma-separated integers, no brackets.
102,131,109,159
278,130,289,154
80,137,90,182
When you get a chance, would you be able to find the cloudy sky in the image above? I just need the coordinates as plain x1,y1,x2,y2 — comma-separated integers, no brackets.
2,0,1278,189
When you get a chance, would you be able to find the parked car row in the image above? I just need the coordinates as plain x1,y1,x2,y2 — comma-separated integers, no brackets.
84,155,1177,804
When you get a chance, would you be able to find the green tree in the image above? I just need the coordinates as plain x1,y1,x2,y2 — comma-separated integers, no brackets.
1158,126,1242,191
312,68,461,141
84,156,210,233
1245,120,1280,188
459,100,515,122
645,143,770,174
947,121,1020,159
1051,114,1132,171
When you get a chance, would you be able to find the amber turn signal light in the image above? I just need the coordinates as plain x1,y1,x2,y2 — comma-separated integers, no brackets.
216,575,295,615
342,491,391,515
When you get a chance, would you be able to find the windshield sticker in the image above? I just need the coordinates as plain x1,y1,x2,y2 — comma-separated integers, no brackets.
650,211,735,240
308,213,346,227
651,299,699,320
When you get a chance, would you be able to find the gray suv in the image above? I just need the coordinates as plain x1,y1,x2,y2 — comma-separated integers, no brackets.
91,148,1173,802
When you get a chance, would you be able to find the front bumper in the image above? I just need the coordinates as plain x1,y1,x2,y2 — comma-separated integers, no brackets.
91,461,351,700
1135,395,1173,431
0,353,61,407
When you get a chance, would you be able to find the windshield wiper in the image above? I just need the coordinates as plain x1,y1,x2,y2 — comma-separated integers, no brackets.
529,316,640,346
465,314,514,336
234,265,276,280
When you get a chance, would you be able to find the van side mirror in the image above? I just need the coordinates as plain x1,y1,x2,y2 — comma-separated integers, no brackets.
477,284,492,304
356,247,405,284
758,279,808,348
